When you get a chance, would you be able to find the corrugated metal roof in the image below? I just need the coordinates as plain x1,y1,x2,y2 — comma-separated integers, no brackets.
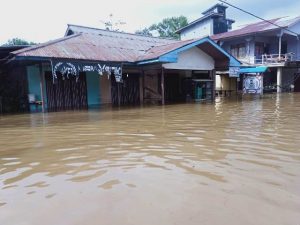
212,16,300,40
11,25,235,65
65,24,176,44
137,39,197,61
12,28,181,63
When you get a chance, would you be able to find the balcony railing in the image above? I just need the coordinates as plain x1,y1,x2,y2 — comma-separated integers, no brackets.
260,53,294,64
236,53,295,65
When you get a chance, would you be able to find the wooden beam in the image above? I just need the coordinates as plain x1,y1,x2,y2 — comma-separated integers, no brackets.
161,67,165,105
140,69,144,105
117,82,121,107
39,63,45,113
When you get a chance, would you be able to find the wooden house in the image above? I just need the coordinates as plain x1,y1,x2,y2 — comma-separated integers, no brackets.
3,25,239,113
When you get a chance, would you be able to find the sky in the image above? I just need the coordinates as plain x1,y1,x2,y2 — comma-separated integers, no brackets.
0,0,299,44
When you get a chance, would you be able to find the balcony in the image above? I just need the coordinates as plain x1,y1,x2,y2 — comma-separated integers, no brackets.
260,53,294,64
236,53,295,66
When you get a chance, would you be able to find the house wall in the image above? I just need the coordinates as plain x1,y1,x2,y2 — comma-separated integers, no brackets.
180,19,213,40
221,33,300,61
221,38,255,63
289,21,300,55
285,35,300,60
215,74,236,92
0,65,29,113
27,68,102,111
162,47,215,70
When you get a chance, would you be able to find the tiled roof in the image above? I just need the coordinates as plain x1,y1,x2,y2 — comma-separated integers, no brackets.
212,16,300,40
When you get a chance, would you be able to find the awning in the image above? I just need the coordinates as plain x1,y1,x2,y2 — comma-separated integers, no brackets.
240,66,268,73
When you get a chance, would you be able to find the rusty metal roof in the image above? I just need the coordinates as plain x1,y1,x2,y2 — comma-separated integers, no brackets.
11,25,236,65
137,39,197,61
12,29,180,63
212,16,300,40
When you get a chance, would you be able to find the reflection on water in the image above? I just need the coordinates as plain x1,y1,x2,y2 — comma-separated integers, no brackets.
1,93,300,225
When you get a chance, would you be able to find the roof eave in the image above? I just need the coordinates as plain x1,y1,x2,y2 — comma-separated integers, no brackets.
212,27,288,41
13,55,135,66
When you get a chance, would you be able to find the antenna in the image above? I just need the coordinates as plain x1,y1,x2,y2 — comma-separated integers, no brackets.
100,14,126,31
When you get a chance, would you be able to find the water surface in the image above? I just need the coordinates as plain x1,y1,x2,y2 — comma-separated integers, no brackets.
1,94,300,225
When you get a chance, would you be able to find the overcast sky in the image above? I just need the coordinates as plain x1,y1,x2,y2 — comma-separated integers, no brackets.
1,0,299,44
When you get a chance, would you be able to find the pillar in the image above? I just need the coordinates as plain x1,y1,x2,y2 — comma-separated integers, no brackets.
277,67,282,93
212,70,216,100
278,35,282,57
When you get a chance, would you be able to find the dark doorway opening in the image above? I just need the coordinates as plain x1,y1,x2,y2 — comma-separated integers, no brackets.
165,73,183,103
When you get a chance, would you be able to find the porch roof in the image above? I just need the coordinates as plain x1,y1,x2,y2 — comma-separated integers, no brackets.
240,66,268,73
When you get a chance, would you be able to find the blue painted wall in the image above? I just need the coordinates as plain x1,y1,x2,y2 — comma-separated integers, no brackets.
86,72,100,108
27,65,48,112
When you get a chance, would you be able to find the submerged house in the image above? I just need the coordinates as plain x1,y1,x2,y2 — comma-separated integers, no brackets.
211,16,300,93
2,24,239,113
177,3,300,94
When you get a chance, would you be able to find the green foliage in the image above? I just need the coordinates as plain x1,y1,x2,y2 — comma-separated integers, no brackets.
135,16,188,39
1,38,36,46
135,28,153,36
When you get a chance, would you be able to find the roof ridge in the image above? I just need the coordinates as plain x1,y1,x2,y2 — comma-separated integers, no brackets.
12,34,81,55
211,16,292,40
80,31,174,44
237,17,284,28
67,24,178,41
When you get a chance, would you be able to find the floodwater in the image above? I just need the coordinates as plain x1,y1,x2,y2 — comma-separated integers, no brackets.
0,94,300,225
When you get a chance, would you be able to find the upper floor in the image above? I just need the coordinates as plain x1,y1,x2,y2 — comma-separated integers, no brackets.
177,4,235,40
211,17,300,66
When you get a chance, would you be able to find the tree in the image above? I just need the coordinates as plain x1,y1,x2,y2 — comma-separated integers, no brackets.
135,28,153,37
2,38,36,46
135,16,188,39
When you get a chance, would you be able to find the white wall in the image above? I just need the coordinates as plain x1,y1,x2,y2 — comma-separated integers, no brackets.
162,47,215,70
180,19,213,40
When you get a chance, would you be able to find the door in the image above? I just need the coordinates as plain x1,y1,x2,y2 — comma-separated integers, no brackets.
45,72,88,111
111,74,140,106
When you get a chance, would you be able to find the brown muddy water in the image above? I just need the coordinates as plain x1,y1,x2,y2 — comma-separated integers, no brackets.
0,93,300,225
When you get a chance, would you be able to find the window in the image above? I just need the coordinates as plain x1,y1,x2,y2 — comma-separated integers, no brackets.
230,43,246,58
255,42,264,57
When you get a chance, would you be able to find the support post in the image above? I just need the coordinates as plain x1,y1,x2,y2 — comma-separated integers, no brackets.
212,70,216,100
260,73,264,97
140,69,144,105
277,30,283,58
279,35,282,58
39,63,45,113
117,82,121,107
277,67,282,93
161,67,165,105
